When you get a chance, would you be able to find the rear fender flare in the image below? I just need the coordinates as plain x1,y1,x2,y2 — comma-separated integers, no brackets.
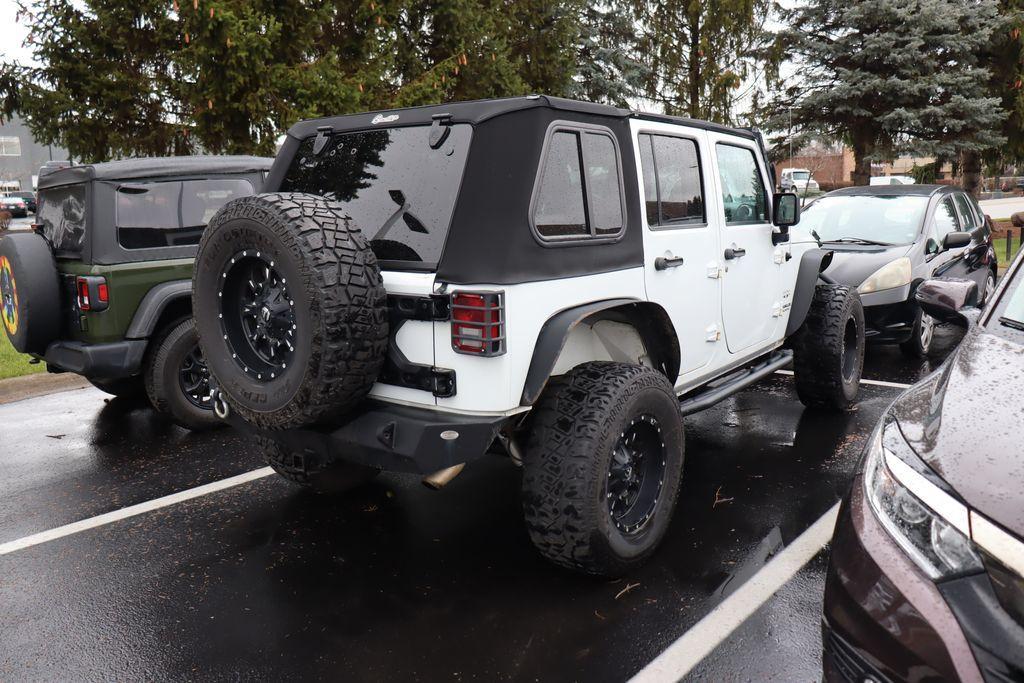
125,280,191,339
520,299,680,406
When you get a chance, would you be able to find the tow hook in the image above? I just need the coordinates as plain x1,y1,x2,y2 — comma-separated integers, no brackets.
212,389,230,420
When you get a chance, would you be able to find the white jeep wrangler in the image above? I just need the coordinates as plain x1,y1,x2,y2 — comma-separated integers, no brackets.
193,96,865,577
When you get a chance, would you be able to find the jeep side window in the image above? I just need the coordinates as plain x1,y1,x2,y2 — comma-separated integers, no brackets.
533,127,624,241
117,179,254,249
715,144,768,225
638,133,705,227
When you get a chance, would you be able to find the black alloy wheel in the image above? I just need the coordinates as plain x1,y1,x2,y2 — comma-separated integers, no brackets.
178,344,212,410
607,414,668,535
220,251,297,382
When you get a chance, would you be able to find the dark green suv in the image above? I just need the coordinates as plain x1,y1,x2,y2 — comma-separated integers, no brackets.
0,156,272,429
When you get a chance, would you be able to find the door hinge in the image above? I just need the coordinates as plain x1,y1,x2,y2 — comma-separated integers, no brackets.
771,301,783,318
705,324,721,342
706,262,723,279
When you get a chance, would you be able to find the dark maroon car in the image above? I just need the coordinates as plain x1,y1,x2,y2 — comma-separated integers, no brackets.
823,255,1024,682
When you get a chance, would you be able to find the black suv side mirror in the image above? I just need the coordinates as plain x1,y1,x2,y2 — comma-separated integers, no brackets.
942,231,971,250
915,277,979,326
773,192,800,229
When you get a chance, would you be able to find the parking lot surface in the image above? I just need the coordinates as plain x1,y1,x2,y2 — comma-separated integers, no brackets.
0,329,962,681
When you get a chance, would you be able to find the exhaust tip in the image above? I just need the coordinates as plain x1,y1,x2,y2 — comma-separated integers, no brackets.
422,463,465,490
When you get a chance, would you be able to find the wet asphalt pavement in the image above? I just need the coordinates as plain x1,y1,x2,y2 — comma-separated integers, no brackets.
0,328,964,682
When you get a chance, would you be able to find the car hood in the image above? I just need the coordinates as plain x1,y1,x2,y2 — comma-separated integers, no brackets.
822,244,913,288
890,326,1024,537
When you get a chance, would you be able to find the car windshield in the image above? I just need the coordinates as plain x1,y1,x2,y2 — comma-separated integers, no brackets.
800,195,928,245
997,269,1024,330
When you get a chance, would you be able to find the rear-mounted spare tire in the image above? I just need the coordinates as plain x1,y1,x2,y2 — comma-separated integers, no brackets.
0,232,61,355
193,193,389,430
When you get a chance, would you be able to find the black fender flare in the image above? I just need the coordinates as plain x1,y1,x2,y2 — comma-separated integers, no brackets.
520,298,679,406
785,248,834,338
124,279,191,339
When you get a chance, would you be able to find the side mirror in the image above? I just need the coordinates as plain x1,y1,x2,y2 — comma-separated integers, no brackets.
942,231,971,250
915,278,979,326
925,238,939,255
773,192,800,229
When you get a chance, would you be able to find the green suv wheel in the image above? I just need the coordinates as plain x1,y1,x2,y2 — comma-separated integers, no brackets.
144,318,220,431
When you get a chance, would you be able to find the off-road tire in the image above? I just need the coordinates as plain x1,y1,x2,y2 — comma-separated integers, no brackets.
0,232,61,354
521,362,685,577
144,318,220,431
89,376,145,399
792,284,864,410
899,307,935,359
193,193,389,430
257,437,380,493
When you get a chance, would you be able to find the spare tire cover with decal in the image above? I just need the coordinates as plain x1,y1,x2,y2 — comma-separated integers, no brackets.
0,232,61,355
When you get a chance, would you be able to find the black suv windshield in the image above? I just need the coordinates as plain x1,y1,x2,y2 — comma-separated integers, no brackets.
279,124,472,267
801,195,928,246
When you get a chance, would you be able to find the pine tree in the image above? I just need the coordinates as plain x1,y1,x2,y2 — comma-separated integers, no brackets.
973,1,1024,189
569,2,649,107
633,0,782,123
771,0,1006,187
0,0,187,161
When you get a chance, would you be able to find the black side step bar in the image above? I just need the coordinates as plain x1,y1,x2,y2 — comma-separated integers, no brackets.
677,349,794,416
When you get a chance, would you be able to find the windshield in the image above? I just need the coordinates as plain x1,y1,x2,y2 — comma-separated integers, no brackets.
800,195,928,245
280,124,472,267
996,268,1024,331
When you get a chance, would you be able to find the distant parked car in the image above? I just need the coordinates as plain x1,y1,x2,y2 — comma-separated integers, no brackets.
7,192,36,213
822,258,1024,682
801,185,997,357
0,195,29,218
869,175,915,186
780,167,820,193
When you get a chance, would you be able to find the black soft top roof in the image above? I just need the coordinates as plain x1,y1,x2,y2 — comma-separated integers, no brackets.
827,184,955,197
38,155,274,190
285,95,757,141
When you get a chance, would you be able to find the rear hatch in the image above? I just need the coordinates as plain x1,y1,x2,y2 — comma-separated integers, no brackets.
276,122,474,404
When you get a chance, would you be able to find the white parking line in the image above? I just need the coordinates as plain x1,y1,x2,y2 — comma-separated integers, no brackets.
0,467,275,556
774,369,913,390
630,503,841,683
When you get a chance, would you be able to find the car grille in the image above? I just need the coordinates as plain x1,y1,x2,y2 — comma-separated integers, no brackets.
823,627,893,683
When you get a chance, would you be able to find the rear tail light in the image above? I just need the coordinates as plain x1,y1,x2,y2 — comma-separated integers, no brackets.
451,291,505,356
76,276,109,312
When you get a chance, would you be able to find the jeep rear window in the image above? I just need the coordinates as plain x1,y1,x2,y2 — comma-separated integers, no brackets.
116,178,254,249
37,184,87,256
279,124,472,266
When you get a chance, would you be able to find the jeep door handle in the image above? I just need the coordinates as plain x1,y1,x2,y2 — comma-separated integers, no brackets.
654,255,685,270
724,246,746,260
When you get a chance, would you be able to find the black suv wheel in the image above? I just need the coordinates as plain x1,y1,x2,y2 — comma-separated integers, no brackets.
144,318,220,431
792,284,865,410
522,362,684,577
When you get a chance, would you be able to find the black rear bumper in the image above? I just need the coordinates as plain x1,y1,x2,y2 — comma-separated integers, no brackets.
44,339,147,378
226,400,513,475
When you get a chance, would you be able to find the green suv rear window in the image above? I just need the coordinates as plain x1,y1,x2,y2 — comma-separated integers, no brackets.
37,184,87,256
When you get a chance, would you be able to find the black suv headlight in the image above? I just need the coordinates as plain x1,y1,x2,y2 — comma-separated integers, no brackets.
863,422,983,580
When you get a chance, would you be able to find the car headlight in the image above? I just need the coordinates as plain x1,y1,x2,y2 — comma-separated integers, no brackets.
858,257,912,294
863,422,983,579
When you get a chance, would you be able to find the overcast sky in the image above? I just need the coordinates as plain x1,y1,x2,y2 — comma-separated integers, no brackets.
0,0,33,66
